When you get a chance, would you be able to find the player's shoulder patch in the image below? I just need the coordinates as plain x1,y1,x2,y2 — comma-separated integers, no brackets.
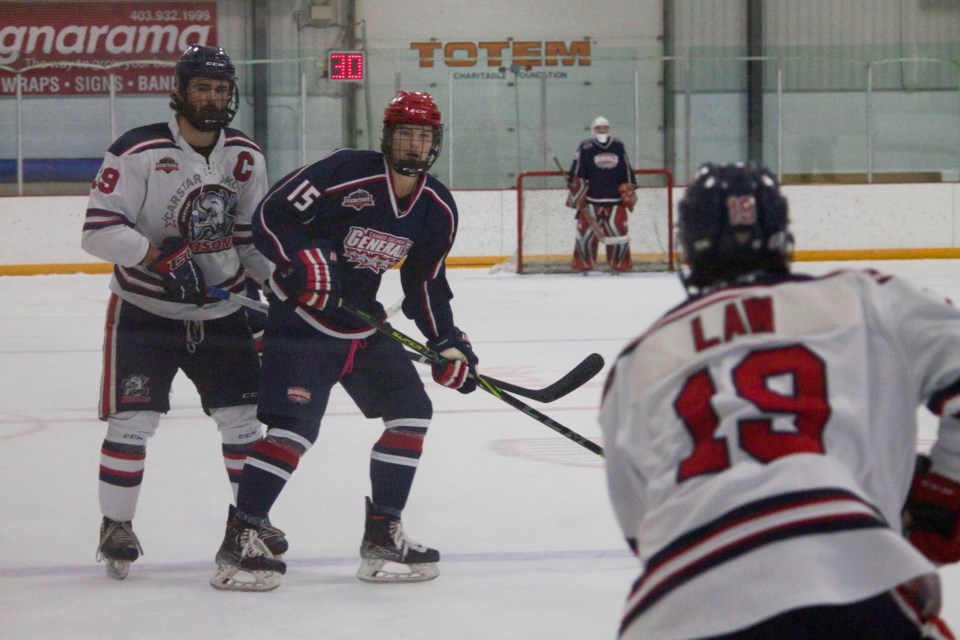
109,123,177,156
222,128,262,153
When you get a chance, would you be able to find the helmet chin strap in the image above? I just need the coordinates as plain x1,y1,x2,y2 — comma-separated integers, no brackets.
594,133,610,144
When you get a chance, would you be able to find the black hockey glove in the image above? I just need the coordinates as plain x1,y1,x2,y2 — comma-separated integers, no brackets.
270,244,340,312
150,237,207,306
427,328,479,394
903,454,960,564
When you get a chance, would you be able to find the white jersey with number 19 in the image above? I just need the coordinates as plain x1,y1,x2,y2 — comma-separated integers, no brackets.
599,269,960,639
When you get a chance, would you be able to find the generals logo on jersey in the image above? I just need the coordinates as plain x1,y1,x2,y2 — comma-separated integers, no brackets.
343,226,412,273
593,152,620,169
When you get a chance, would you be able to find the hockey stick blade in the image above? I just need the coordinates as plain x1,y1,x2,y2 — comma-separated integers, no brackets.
406,351,604,403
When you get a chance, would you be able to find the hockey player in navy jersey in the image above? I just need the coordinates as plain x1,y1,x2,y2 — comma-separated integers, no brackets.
566,116,638,273
599,163,958,639
81,45,282,580
210,91,479,591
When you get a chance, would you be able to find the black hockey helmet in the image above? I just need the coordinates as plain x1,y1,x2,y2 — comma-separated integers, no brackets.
676,162,792,294
381,91,443,176
169,45,239,132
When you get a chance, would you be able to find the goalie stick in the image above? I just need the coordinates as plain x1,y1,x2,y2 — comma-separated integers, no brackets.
208,286,604,456
208,287,604,405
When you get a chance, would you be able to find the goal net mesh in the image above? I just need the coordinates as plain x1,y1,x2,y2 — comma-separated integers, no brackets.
499,169,675,274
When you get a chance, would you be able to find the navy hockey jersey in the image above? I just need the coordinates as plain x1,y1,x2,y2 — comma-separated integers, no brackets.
254,148,460,340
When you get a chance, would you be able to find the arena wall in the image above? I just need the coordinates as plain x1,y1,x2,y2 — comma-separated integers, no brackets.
1,182,959,274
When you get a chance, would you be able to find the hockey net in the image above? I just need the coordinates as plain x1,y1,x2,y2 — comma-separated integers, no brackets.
498,169,674,274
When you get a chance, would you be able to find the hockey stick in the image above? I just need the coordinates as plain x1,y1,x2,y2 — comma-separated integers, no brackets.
210,287,602,455
405,351,603,403
339,302,604,457
209,287,605,405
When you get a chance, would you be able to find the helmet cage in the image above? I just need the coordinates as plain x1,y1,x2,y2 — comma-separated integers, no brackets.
170,45,239,132
677,163,792,293
381,91,443,176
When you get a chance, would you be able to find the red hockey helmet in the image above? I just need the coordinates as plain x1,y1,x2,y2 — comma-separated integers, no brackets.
381,91,443,176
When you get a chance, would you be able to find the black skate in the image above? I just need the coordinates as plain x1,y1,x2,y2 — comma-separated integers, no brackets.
227,504,287,558
357,497,439,583
210,513,286,592
96,517,144,580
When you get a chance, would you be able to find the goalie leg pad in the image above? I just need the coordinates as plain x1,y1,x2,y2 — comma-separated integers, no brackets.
572,213,598,271
606,205,633,271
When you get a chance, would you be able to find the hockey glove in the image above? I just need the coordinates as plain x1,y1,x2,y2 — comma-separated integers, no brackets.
904,458,960,564
427,328,479,394
150,237,207,306
618,183,638,211
270,246,339,312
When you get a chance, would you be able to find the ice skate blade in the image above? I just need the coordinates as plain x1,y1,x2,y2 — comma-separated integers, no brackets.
105,558,131,580
356,558,439,583
209,564,282,592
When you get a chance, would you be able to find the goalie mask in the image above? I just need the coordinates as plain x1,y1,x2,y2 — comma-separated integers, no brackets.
592,116,610,144
381,91,443,176
170,45,239,132
677,162,792,294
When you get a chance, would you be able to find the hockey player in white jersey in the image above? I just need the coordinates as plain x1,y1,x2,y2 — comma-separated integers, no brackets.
599,162,956,639
81,45,282,580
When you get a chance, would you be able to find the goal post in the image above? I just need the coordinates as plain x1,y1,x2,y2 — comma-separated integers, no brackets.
511,169,674,274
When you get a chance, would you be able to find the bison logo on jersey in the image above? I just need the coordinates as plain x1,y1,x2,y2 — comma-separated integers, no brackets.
593,152,619,170
177,186,239,254
343,226,413,273
120,374,151,403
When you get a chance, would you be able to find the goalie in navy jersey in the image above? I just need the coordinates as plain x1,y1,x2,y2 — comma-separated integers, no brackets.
81,45,278,581
599,163,957,639
210,90,480,591
566,116,638,273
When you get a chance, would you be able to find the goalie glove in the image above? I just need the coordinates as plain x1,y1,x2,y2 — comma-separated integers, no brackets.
618,183,637,211
903,455,960,564
270,245,339,312
150,237,207,306
427,328,479,394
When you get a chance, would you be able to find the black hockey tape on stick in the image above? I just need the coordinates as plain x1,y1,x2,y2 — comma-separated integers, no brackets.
405,351,603,403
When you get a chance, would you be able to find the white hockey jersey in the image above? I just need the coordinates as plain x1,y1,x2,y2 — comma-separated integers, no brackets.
81,117,272,320
599,269,960,639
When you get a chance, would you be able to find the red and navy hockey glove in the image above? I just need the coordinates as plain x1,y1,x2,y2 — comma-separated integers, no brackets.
427,328,479,394
618,183,638,211
150,237,207,306
904,458,960,564
270,245,339,312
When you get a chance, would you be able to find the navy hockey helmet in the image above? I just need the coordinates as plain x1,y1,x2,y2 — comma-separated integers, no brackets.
170,45,239,132
381,91,443,176
676,162,792,293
